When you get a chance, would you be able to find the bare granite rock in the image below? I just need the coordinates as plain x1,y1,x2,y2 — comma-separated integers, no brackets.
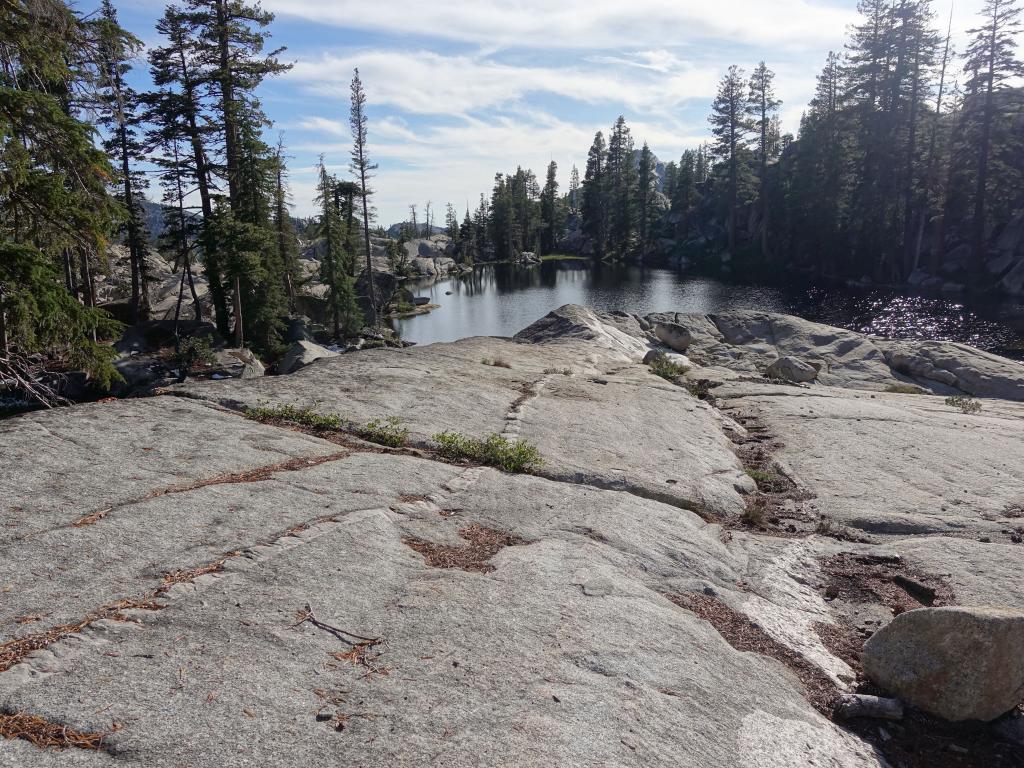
6,305,1024,765
862,606,1024,722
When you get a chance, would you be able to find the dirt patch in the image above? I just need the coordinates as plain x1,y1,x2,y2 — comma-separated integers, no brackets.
149,452,350,498
157,556,234,594
397,494,430,504
72,508,110,528
718,409,818,535
0,599,165,674
404,525,527,573
666,591,840,715
0,712,113,751
820,553,955,615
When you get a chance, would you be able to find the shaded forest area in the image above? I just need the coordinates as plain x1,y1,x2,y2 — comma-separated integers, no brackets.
1,0,377,407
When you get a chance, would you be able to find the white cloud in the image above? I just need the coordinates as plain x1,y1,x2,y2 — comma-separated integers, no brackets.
266,0,857,50
286,50,722,116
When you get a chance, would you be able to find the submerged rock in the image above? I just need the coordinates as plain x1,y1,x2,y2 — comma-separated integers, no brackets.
862,606,1024,722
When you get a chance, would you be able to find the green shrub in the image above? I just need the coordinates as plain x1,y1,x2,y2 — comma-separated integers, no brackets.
945,395,982,414
647,351,689,382
356,416,410,447
245,403,344,430
885,383,927,394
175,336,216,374
432,431,543,473
815,516,840,536
741,498,767,527
684,379,712,400
543,367,573,376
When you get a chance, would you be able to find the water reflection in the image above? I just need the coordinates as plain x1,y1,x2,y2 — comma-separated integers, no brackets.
391,259,1024,360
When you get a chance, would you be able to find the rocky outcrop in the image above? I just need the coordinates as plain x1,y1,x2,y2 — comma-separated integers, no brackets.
278,340,339,375
863,607,1024,722
3,305,1024,765
766,356,819,383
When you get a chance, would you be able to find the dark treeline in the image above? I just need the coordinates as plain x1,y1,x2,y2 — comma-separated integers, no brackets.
1,0,379,405
456,0,1023,288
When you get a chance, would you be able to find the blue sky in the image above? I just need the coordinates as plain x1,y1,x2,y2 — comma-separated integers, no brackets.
108,0,984,225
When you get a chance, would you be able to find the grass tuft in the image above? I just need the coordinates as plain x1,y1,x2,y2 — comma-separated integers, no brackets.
647,351,689,382
885,383,928,395
432,431,543,473
355,416,410,448
945,394,982,414
245,403,344,430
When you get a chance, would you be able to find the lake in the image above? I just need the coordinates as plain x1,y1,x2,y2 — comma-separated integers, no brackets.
390,259,1024,361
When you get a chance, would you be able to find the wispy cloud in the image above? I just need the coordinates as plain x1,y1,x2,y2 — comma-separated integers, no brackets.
267,0,856,50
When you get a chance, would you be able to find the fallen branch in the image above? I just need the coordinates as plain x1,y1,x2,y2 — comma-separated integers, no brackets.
291,604,380,646
834,694,904,721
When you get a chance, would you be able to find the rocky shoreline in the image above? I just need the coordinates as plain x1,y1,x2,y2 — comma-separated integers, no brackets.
2,305,1023,766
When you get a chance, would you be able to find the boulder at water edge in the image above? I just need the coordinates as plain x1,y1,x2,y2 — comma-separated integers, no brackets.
862,606,1024,722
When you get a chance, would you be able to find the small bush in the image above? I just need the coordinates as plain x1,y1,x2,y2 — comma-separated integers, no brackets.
245,403,344,430
885,383,927,395
815,516,840,536
356,416,410,447
741,499,767,527
481,357,512,369
684,379,712,400
175,336,216,374
543,367,573,376
647,352,689,382
945,395,982,414
432,431,543,473
746,469,778,488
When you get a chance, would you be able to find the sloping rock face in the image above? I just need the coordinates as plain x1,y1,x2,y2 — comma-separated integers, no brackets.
3,305,1024,765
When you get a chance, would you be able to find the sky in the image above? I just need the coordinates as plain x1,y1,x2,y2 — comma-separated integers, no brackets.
109,0,988,226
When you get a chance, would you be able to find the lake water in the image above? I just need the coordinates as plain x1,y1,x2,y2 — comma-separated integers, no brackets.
391,259,1024,360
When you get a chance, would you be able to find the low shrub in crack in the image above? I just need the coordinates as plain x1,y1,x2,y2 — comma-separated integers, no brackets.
246,404,409,448
355,416,410,448
481,357,512,369
885,383,927,395
432,431,543,473
245,403,344,430
646,351,689,382
741,498,768,527
945,394,981,414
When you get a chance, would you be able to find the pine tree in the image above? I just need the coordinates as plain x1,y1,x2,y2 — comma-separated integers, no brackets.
962,0,1024,265
581,132,608,258
607,116,636,256
1,0,124,403
272,139,301,308
95,0,151,323
540,161,559,255
147,5,226,333
709,65,753,256
569,165,581,215
349,68,377,327
748,61,781,259
636,143,656,260
316,160,361,338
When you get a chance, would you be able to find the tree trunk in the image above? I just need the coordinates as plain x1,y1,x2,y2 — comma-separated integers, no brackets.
185,258,202,322
233,275,244,347
971,21,998,271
